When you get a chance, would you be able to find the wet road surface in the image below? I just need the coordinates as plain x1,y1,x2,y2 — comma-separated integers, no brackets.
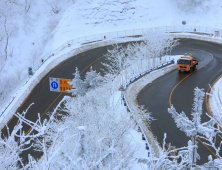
138,39,222,164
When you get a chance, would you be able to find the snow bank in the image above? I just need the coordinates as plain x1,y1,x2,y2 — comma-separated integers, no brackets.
173,33,222,44
125,55,181,157
208,76,222,125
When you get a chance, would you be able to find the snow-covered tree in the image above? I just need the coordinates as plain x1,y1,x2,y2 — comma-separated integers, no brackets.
172,0,210,13
84,66,103,90
144,31,179,65
102,44,126,76
0,103,50,169
43,0,77,14
168,87,221,167
32,78,137,169
137,133,198,169
103,31,179,82
0,123,25,169
138,105,153,124
167,37,180,55
69,67,87,96
44,0,60,14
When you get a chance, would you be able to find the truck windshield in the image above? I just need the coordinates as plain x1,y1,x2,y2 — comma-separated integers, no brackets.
178,59,189,65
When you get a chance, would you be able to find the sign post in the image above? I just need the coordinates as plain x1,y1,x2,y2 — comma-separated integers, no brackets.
28,67,33,76
49,77,71,93
215,31,219,37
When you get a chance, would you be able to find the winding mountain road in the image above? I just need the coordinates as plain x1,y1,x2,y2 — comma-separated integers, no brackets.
1,38,222,165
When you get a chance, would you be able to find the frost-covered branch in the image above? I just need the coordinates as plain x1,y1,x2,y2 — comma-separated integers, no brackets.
169,87,222,167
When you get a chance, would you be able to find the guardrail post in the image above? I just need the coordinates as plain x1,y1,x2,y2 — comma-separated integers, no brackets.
142,134,145,140
138,126,141,132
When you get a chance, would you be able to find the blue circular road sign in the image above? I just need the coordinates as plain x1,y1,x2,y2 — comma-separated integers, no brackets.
51,81,58,89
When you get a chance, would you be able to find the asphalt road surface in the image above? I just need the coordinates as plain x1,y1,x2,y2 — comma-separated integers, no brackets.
138,39,222,164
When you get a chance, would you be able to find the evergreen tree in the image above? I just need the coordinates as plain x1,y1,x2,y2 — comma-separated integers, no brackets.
69,67,86,96
84,66,103,90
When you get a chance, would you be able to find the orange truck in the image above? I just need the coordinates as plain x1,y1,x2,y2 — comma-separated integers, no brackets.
177,53,198,72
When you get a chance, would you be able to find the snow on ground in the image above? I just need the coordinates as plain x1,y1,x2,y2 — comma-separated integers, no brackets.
51,0,222,50
209,76,222,125
110,87,150,169
128,129,150,169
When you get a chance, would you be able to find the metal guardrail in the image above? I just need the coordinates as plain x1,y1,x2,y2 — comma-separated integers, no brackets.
42,26,222,61
121,60,175,156
123,60,174,90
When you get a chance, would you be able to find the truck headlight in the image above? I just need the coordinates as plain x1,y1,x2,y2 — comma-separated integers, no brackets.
187,66,189,69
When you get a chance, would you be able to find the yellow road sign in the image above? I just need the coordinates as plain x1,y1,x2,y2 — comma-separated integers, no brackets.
59,78,71,93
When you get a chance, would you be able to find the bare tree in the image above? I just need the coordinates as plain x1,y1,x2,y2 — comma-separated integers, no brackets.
171,0,209,12
44,0,60,14
24,0,32,13
0,0,22,60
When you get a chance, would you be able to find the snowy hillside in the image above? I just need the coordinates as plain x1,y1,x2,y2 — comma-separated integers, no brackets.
51,0,222,49
1,0,222,108
1,0,222,169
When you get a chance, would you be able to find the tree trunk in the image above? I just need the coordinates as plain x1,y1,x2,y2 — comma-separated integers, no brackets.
4,18,9,60
5,36,9,60
192,136,196,167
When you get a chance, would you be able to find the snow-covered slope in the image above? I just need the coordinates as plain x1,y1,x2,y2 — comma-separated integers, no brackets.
51,0,222,49
1,0,222,120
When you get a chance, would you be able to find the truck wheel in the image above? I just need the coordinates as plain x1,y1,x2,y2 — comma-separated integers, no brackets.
178,70,181,73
